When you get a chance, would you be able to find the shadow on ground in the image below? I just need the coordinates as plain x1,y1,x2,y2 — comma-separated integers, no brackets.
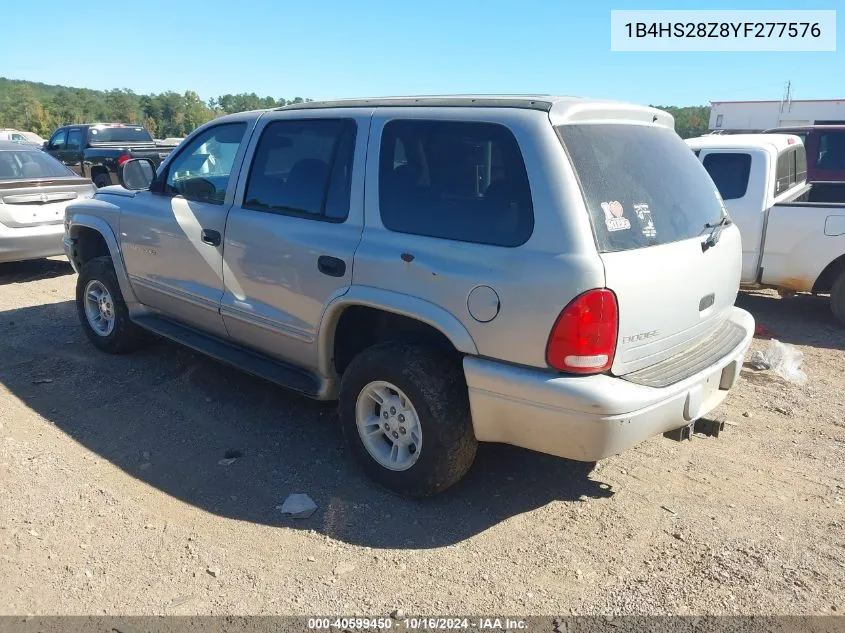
0,258,74,286
0,300,612,549
737,289,844,350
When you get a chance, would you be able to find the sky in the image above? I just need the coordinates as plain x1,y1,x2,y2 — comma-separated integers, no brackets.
1,0,842,107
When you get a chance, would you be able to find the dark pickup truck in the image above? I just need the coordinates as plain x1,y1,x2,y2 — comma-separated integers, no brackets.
45,123,173,188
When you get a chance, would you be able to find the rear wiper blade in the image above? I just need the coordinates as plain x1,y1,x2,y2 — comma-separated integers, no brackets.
702,216,732,252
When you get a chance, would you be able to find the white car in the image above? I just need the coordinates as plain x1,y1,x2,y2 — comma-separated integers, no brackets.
0,140,96,263
687,133,845,324
0,128,46,148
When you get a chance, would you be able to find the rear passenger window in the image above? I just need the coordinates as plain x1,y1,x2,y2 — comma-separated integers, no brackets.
378,120,534,247
244,119,356,221
702,153,751,200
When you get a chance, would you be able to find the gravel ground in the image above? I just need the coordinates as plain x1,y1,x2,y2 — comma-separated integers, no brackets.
0,258,843,616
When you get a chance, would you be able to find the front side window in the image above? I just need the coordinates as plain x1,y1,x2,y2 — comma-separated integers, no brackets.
164,123,247,204
702,152,751,200
10,133,27,143
244,119,357,220
816,131,845,170
378,120,534,247
49,130,67,150
559,124,723,253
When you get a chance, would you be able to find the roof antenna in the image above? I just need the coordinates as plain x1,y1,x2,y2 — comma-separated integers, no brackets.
652,115,658,123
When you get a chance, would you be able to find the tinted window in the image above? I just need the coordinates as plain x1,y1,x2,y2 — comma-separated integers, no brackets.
817,131,845,170
378,120,534,247
774,147,806,196
89,126,153,143
796,147,808,182
66,129,83,151
49,130,67,149
164,123,246,204
0,149,76,180
702,153,751,200
244,119,356,220
558,124,723,253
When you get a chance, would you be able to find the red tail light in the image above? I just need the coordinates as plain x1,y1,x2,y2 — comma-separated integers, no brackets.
116,154,132,166
546,289,618,374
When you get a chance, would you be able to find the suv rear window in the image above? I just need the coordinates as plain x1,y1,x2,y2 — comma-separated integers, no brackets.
378,120,534,247
558,124,723,253
702,152,751,200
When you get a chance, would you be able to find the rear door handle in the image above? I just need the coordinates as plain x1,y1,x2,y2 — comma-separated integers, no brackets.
201,229,221,246
317,255,346,277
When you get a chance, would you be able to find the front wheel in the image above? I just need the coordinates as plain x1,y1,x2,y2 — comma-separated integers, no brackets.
831,269,845,327
76,256,149,354
338,343,477,498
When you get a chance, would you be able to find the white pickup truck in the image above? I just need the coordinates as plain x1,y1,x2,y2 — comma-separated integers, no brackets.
686,134,845,325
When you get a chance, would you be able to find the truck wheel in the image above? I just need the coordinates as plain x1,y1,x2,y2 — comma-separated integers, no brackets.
76,256,149,354
831,270,845,327
338,343,477,498
93,173,111,188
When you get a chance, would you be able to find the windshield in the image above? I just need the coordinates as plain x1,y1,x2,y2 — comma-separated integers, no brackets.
88,126,153,143
558,124,724,253
0,149,76,180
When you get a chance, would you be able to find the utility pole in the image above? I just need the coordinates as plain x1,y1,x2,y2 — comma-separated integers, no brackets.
778,81,793,126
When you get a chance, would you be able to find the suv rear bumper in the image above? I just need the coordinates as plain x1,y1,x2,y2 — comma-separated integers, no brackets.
464,306,755,461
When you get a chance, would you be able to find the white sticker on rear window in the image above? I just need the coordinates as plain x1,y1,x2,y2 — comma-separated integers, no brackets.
600,200,631,232
634,203,657,238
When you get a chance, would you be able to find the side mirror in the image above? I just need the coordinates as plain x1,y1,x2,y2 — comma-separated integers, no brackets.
118,158,156,190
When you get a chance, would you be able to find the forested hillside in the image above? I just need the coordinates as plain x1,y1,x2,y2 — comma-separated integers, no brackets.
0,78,712,139
0,77,309,138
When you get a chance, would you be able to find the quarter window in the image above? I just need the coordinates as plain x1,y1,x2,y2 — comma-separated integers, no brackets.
164,123,247,204
244,119,357,221
378,120,534,247
702,153,751,200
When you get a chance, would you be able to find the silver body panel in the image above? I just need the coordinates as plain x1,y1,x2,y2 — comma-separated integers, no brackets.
0,178,95,263
64,96,754,461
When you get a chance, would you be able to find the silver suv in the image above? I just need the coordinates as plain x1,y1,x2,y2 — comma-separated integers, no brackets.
63,96,755,497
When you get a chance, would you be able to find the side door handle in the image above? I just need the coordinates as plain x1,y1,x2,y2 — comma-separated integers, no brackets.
201,228,221,246
317,255,346,278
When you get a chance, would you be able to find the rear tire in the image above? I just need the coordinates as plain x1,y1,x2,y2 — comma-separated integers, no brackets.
93,173,111,188
76,256,149,354
831,270,845,327
338,343,477,498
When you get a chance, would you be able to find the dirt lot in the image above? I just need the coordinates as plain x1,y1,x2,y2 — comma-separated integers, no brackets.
0,258,843,616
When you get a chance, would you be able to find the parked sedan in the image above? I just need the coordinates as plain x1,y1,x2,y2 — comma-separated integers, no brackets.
0,141,96,264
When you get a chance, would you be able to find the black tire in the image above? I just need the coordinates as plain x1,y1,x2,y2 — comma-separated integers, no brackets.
76,256,149,354
832,269,845,327
338,343,477,498
93,173,111,188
